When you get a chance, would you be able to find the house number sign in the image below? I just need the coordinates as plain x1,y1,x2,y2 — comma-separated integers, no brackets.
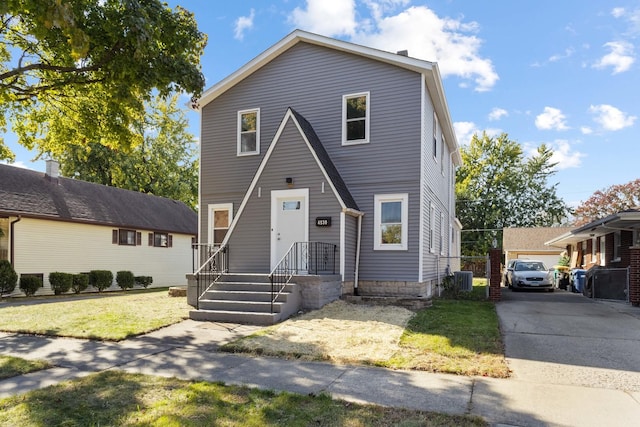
315,217,331,227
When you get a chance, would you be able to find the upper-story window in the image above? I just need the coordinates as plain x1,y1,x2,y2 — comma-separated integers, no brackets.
237,109,260,156
433,112,438,159
342,92,370,145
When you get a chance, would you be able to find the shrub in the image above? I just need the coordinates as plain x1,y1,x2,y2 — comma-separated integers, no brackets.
89,270,113,292
116,271,135,290
49,272,73,295
0,260,18,296
72,274,89,294
19,275,42,297
134,276,153,288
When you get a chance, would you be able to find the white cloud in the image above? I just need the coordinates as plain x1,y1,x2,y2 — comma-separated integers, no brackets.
593,41,635,74
548,47,575,63
289,0,357,36
288,2,498,91
535,107,569,131
589,104,636,131
580,126,593,135
234,9,255,41
488,107,508,121
548,140,585,170
453,121,478,146
612,7,626,18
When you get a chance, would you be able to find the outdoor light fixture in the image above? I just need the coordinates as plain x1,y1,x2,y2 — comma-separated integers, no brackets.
286,177,293,188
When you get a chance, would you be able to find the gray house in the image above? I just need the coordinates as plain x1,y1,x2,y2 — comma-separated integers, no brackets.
190,30,461,323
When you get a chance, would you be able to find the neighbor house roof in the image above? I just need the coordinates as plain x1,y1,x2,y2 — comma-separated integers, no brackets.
196,29,461,165
545,209,640,248
0,163,197,234
503,227,573,252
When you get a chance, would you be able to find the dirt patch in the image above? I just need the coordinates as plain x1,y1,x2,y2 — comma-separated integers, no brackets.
227,300,415,364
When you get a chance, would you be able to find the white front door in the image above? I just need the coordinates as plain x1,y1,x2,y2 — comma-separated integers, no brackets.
271,189,309,269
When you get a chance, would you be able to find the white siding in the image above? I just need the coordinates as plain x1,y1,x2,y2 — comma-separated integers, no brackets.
11,218,193,295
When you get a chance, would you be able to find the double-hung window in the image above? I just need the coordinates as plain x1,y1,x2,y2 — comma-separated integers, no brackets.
149,232,172,248
237,109,260,155
342,92,369,145
374,194,408,250
433,112,438,159
113,229,141,246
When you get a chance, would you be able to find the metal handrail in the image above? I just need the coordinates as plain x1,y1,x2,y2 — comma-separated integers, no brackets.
268,242,336,313
194,244,229,309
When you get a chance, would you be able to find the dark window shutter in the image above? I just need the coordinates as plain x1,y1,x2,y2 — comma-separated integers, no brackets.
112,230,118,244
149,233,154,246
168,235,173,248
136,232,142,246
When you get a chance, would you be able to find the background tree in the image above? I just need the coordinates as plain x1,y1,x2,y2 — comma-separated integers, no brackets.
54,94,199,209
573,178,640,226
456,132,570,255
0,0,206,159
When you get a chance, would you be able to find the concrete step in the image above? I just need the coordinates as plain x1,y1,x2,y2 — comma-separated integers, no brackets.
197,299,284,313
206,282,296,293
203,289,289,302
217,273,271,283
189,309,281,325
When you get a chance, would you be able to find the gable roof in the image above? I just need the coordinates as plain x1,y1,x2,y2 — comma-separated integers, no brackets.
222,108,361,246
503,227,573,252
0,164,197,234
197,29,460,164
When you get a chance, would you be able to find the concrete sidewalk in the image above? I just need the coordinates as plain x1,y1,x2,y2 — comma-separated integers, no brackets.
1,319,640,426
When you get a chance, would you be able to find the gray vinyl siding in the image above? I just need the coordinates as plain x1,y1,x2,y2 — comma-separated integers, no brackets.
227,119,343,273
342,214,357,282
201,42,428,280
421,86,455,281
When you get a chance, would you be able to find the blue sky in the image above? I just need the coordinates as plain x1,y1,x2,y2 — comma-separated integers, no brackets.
5,1,639,208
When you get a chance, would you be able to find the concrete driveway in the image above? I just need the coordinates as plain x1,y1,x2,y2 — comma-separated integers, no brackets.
497,289,640,391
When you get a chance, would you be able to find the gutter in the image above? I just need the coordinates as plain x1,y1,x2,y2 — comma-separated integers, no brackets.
342,208,365,296
10,216,21,266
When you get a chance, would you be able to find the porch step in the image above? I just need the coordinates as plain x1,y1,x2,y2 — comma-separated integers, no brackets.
190,273,302,325
189,309,280,326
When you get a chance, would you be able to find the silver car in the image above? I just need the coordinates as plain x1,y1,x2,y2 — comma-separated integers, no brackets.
506,260,554,292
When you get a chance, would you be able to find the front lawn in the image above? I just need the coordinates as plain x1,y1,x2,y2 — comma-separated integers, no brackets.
223,295,509,378
0,356,51,380
0,289,190,340
0,371,487,426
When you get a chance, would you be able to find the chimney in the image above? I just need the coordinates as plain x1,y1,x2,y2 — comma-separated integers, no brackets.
396,50,409,57
45,159,60,184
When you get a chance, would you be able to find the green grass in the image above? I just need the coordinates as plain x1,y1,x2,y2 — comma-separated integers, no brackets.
384,298,509,377
0,371,487,426
0,289,190,340
0,356,51,380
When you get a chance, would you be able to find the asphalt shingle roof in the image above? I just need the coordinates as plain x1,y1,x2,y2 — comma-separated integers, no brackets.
0,164,197,234
290,108,360,212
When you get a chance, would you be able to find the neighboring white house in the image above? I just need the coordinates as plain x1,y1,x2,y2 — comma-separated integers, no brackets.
0,161,197,295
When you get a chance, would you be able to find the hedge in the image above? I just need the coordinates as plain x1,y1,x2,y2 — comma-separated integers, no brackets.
89,270,113,292
116,271,135,290
72,273,90,294
0,260,18,296
19,275,42,297
49,272,73,295
134,276,153,288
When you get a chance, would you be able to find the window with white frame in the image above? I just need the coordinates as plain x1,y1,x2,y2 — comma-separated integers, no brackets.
374,194,408,250
342,92,369,145
600,236,606,266
441,135,445,175
209,203,233,246
440,212,445,255
433,112,438,159
429,202,435,253
237,109,260,155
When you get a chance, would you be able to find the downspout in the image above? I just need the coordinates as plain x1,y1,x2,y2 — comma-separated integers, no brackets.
354,214,362,296
10,216,21,266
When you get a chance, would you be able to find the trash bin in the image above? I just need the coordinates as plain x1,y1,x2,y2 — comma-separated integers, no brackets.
572,269,586,293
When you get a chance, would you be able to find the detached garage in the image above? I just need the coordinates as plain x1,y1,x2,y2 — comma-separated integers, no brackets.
503,227,573,269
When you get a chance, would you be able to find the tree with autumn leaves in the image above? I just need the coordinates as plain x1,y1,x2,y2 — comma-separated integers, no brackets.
573,179,640,226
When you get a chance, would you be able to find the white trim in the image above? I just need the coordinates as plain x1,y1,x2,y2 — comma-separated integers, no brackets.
220,108,359,248
342,91,370,145
340,211,346,280
207,203,233,245
429,201,435,253
373,193,408,251
440,211,445,256
237,108,260,156
418,77,426,282
270,188,309,268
